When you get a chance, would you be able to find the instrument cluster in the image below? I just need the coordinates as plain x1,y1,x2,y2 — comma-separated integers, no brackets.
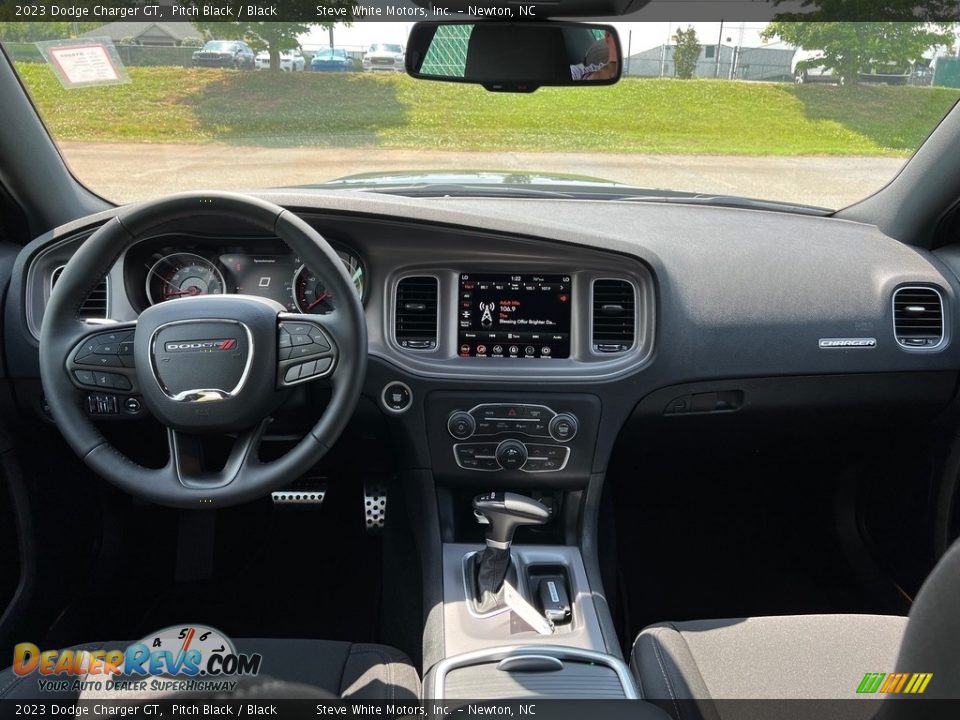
128,236,364,315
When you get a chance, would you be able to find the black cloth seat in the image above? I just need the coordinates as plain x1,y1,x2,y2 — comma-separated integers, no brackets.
630,538,960,718
0,639,420,700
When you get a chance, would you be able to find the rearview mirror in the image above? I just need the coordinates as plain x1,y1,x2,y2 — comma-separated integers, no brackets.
406,22,621,92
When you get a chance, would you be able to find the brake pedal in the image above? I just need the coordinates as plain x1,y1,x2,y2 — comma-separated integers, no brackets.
272,476,327,506
364,482,387,532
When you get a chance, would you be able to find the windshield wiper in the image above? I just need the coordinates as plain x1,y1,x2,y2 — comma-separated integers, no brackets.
333,182,832,215
348,183,581,199
616,193,832,216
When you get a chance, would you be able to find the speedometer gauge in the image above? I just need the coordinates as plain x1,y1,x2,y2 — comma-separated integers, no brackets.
293,250,365,314
146,253,225,305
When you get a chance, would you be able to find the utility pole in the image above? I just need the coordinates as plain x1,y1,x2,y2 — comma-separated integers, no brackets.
662,22,672,78
715,20,724,78
626,30,632,76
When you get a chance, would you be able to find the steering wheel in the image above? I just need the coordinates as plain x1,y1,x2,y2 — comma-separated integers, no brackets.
39,193,367,508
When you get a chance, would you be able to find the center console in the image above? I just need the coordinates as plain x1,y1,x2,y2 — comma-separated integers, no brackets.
426,484,639,701
420,351,635,699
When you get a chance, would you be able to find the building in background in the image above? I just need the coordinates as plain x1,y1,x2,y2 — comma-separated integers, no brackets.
80,22,202,47
626,42,795,82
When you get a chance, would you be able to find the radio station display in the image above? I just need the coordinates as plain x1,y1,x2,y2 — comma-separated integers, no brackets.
458,273,571,359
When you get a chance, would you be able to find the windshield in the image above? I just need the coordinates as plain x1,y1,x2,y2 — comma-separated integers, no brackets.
3,20,960,209
202,42,239,52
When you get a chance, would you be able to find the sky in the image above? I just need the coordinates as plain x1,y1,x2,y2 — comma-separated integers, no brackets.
300,21,771,53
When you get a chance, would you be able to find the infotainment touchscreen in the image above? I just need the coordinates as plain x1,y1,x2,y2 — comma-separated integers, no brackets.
458,273,571,358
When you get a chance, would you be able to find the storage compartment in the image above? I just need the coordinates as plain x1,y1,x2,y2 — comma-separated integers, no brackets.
444,660,627,699
426,646,639,700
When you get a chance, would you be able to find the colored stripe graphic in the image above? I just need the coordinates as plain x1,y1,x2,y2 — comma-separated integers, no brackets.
857,672,932,694
857,673,885,693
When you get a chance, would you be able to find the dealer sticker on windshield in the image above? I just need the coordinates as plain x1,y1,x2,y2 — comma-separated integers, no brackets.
36,38,129,89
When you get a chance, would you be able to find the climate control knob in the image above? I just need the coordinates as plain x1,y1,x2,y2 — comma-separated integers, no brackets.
496,439,528,471
447,411,476,440
548,413,579,442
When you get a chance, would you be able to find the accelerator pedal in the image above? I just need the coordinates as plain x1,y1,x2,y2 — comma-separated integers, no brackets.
364,482,388,532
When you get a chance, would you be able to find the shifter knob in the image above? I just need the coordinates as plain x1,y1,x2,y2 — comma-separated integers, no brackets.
473,492,550,549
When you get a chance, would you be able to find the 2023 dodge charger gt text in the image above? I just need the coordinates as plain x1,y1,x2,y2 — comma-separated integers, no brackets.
1,7,960,719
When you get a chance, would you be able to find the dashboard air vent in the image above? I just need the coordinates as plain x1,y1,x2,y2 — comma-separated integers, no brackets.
592,279,635,352
893,287,943,349
51,266,109,319
395,276,438,350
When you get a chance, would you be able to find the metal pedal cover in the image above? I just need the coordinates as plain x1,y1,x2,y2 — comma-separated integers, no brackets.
272,477,327,506
364,482,387,531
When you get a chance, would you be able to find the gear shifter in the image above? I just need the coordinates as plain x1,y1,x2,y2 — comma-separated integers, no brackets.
471,492,550,613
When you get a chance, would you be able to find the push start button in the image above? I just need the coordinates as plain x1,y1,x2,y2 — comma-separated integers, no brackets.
381,381,413,414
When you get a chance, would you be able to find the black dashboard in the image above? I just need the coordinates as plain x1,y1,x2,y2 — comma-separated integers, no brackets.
5,191,960,486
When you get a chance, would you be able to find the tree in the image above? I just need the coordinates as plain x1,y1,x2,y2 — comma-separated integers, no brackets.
193,21,308,71
193,0,356,72
0,22,103,42
672,26,702,80
762,21,957,84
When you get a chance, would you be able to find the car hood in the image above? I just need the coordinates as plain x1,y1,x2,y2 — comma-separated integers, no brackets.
318,170,630,188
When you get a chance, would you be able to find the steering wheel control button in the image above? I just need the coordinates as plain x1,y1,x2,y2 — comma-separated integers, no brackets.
496,439,528,470
309,327,330,349
548,413,579,442
447,410,476,439
276,320,336,387
87,394,118,415
73,330,137,368
382,381,413,413
283,322,314,337
74,370,95,385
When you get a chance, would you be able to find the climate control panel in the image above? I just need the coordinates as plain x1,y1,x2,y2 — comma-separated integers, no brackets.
446,403,580,444
428,398,595,483
454,440,571,473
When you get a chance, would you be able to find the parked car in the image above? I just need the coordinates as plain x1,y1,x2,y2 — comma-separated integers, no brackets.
310,47,353,72
254,50,306,72
363,43,405,72
192,40,255,70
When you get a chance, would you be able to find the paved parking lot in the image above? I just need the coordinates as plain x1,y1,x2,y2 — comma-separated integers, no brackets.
61,142,905,209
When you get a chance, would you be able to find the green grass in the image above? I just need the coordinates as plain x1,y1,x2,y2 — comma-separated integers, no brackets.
15,63,960,156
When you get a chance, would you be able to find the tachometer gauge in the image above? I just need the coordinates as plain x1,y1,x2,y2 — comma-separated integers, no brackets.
292,250,365,314
146,253,225,305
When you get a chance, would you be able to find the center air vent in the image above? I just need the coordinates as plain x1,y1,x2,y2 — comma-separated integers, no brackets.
893,286,943,349
394,276,438,350
51,266,109,319
592,279,635,353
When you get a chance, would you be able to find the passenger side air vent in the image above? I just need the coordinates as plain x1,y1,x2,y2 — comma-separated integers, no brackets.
394,276,438,350
51,266,109,319
893,286,943,349
592,279,635,353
